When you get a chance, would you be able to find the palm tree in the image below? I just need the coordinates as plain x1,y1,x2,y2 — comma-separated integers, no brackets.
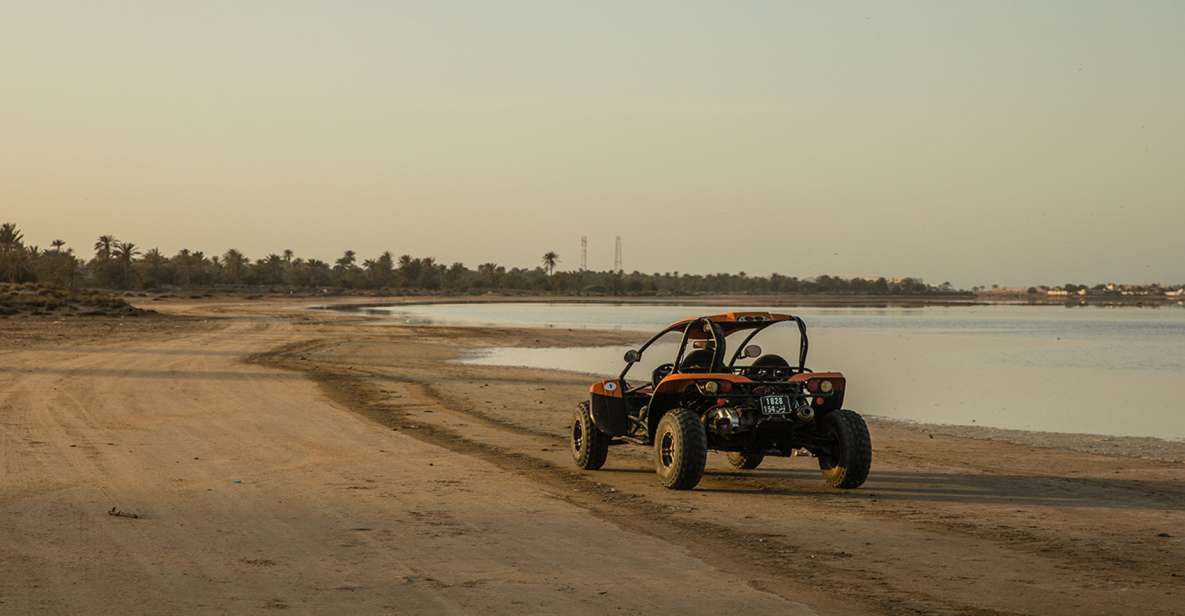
189,251,208,285
110,241,140,288
378,251,395,276
417,256,439,289
94,235,117,260
397,254,419,287
0,223,23,248
362,258,379,286
0,223,27,283
362,251,395,287
303,259,332,287
142,248,164,264
445,262,467,288
223,249,247,283
139,248,167,287
0,223,23,258
174,249,192,287
51,239,66,253
334,250,357,272
477,262,501,288
263,254,284,284
114,241,139,263
542,251,559,276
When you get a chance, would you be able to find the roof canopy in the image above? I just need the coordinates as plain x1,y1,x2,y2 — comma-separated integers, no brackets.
663,311,795,339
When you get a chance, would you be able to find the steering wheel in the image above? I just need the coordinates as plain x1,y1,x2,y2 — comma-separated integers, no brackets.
652,363,675,387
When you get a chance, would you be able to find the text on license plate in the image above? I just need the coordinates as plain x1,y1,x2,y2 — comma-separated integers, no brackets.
760,395,791,415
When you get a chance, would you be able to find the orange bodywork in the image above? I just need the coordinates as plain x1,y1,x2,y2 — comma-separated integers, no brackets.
594,371,846,399
589,380,623,398
790,371,844,384
649,372,751,396
650,371,845,396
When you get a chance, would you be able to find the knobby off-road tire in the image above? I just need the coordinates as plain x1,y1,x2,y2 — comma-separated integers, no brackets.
817,409,872,489
654,408,708,490
726,449,765,470
571,402,609,470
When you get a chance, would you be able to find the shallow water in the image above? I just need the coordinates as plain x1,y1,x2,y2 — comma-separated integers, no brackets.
363,302,1185,439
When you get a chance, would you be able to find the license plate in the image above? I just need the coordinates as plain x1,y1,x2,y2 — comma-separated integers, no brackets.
759,395,791,415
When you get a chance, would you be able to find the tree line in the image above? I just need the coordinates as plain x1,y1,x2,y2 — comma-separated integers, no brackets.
0,222,960,296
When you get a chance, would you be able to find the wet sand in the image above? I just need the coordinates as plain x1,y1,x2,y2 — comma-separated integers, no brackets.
1,296,1182,615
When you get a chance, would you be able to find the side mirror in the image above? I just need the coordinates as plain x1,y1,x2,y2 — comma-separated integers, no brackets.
743,344,762,359
623,349,641,363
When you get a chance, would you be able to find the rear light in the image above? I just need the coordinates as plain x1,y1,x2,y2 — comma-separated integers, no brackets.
806,380,819,393
819,380,834,394
697,380,733,395
814,397,824,406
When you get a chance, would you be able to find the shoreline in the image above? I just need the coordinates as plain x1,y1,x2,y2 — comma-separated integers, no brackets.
864,416,1185,463
459,338,1185,464
326,299,1185,461
309,293,1185,311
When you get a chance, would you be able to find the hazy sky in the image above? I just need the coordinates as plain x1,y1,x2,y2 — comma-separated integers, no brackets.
3,1,1182,287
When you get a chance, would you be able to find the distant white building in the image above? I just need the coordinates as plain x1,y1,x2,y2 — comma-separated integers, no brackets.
1047,289,1070,297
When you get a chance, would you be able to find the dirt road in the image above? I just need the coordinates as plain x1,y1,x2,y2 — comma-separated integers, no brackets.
0,306,814,615
2,299,1183,615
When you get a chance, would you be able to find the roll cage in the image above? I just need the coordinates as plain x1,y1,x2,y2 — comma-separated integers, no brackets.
617,312,810,387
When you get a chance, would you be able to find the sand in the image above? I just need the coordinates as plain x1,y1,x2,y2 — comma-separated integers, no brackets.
1,296,1181,615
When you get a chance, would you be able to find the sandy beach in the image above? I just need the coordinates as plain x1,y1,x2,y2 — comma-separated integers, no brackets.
2,296,1182,615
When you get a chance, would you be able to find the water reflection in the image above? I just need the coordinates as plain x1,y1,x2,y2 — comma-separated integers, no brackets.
402,303,1185,440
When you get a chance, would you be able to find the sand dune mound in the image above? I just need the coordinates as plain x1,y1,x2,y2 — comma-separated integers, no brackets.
0,284,153,317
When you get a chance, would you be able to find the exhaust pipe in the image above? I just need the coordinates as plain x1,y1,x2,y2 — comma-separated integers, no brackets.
706,407,742,435
793,406,815,423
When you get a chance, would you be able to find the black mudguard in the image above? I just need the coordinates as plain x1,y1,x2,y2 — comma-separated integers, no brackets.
589,393,629,436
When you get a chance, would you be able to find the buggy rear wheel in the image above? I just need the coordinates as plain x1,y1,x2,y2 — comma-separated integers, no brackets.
654,408,707,490
726,449,765,470
816,409,872,489
571,402,609,470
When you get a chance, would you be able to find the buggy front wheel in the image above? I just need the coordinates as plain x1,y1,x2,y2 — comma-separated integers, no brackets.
571,402,609,470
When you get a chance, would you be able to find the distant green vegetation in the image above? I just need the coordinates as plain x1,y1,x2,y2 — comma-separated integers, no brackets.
0,283,147,317
0,222,961,296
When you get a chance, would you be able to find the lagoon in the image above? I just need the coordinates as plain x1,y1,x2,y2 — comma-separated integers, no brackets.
361,302,1185,440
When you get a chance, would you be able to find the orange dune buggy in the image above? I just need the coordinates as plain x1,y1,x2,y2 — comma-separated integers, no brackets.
570,312,871,490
